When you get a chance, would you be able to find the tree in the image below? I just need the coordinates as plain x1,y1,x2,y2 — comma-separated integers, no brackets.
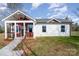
72,23,79,31
0,25,4,33
71,8,79,31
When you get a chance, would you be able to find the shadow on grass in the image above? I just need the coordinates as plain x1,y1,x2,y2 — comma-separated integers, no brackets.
26,45,37,56
70,36,79,38
63,36,79,48
22,42,37,56
70,36,79,40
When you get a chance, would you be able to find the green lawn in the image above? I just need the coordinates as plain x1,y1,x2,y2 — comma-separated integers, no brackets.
71,31,79,36
21,31,79,56
0,31,79,56
23,36,79,56
0,33,5,48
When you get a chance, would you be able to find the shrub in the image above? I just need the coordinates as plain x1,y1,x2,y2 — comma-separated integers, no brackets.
0,26,4,33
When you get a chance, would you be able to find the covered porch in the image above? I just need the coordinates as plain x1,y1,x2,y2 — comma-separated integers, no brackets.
5,20,34,39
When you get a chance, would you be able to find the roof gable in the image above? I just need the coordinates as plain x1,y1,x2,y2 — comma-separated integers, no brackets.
2,10,36,21
47,19,61,23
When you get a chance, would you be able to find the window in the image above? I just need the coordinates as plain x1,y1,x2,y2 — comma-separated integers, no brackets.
16,26,19,32
61,25,65,32
29,27,32,32
42,26,46,32
28,24,33,32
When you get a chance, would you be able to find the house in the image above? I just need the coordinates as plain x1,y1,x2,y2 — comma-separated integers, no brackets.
2,10,72,39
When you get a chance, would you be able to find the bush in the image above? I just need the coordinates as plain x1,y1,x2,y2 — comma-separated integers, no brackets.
72,23,79,31
0,29,4,33
0,26,4,33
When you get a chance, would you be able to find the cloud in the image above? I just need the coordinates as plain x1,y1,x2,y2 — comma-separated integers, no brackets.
0,3,7,11
35,16,42,19
31,3,43,10
74,18,79,21
32,3,42,8
49,13,62,18
22,8,30,13
71,17,79,23
54,6,68,12
48,3,68,18
0,3,8,20
47,13,51,16
48,3,64,10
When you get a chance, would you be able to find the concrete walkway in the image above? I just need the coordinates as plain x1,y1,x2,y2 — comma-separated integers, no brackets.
0,37,24,56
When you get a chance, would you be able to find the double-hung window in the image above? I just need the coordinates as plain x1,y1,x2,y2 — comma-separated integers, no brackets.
42,26,46,32
61,25,65,32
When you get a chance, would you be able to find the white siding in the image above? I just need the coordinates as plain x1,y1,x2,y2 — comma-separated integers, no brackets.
34,24,70,37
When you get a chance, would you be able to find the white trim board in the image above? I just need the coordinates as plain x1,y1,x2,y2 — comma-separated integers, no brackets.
5,20,34,23
47,18,61,23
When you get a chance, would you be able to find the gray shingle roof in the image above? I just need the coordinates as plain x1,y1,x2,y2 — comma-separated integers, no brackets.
36,19,50,22
35,17,72,23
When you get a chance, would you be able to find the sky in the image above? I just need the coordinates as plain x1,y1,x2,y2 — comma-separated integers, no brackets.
0,3,79,24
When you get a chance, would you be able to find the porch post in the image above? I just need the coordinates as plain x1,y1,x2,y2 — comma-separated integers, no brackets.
5,22,7,39
33,22,36,39
14,22,16,38
23,22,25,37
11,23,13,38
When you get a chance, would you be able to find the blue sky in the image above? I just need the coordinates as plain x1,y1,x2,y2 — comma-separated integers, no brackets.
0,3,79,24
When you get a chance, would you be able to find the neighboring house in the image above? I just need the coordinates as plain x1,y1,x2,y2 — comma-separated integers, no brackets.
1,10,72,39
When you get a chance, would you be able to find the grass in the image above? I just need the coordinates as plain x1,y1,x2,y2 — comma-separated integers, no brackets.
0,33,4,41
71,31,79,36
21,31,79,56
0,33,5,49
24,36,79,56
0,31,79,55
